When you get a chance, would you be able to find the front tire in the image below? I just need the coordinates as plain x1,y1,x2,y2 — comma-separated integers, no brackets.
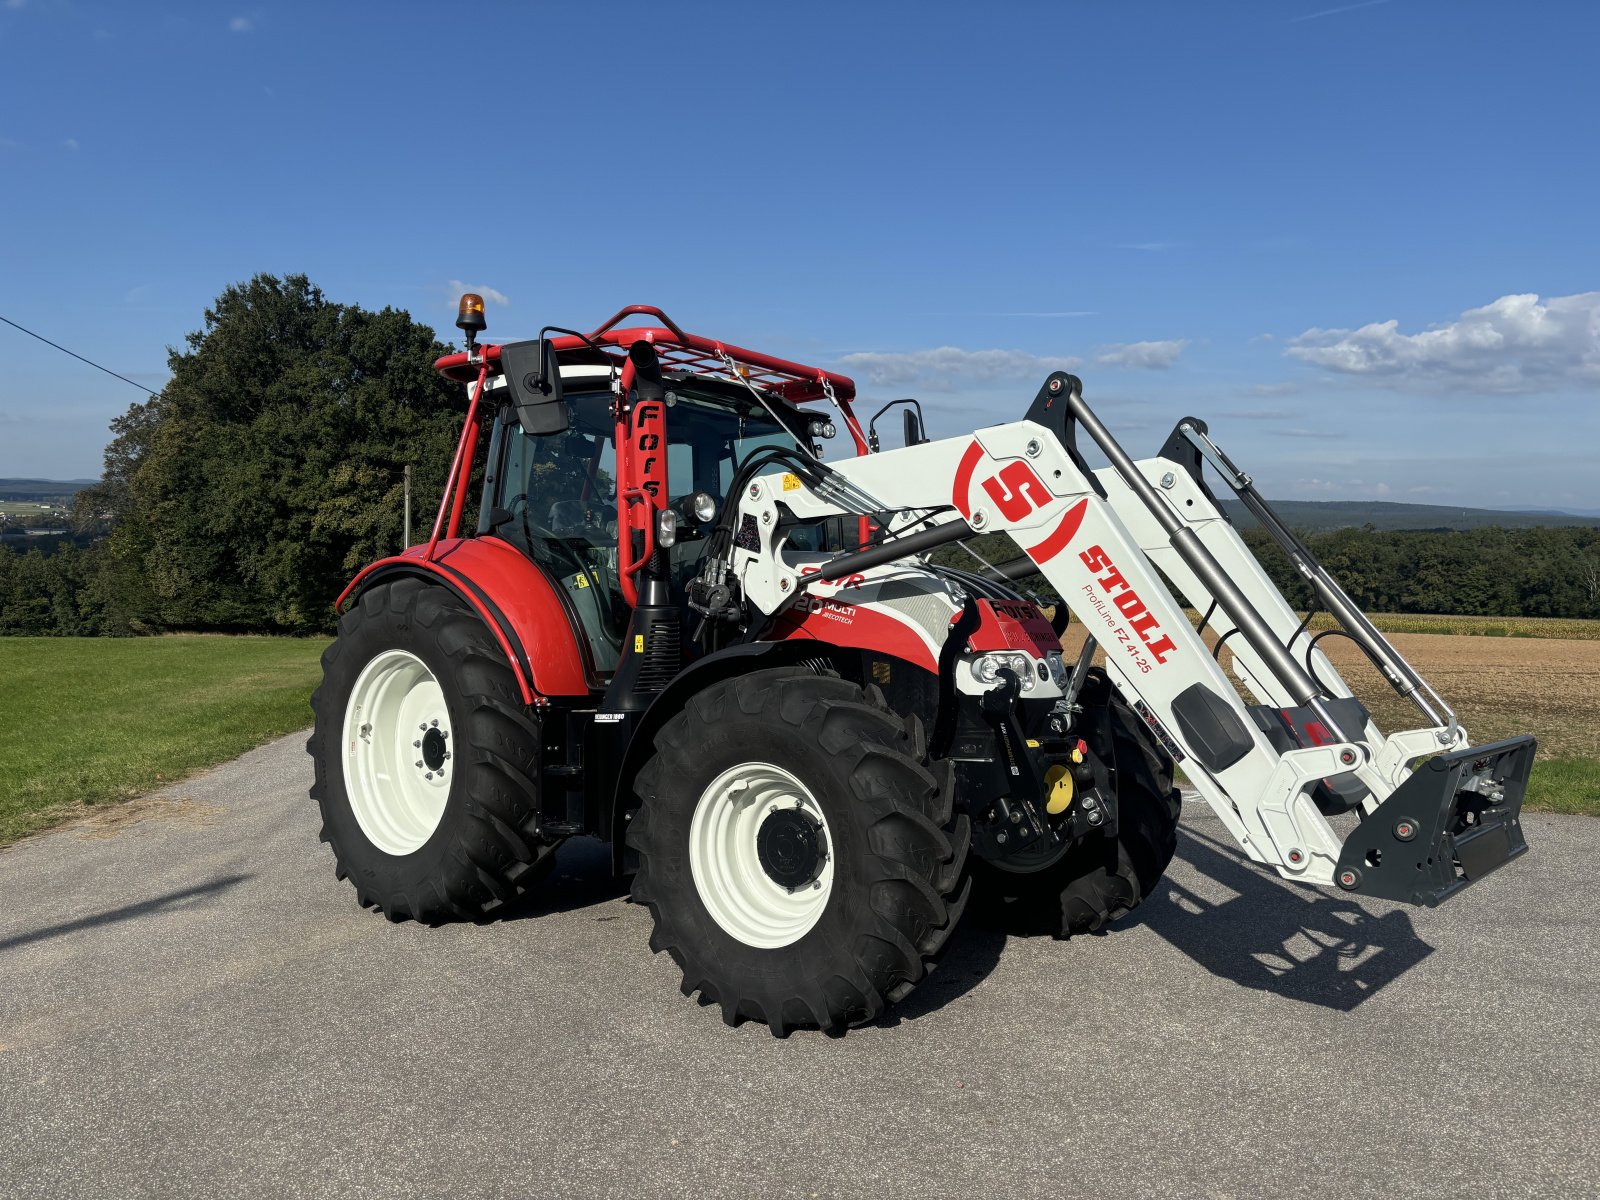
308,578,559,922
628,668,971,1035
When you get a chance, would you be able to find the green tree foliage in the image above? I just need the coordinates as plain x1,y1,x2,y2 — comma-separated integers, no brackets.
925,524,1600,621
69,274,466,633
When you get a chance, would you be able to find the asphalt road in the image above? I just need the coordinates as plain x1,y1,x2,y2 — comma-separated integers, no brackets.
1,733,1596,1200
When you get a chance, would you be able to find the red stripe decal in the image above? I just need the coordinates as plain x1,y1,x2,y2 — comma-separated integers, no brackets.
952,441,985,520
1024,498,1090,564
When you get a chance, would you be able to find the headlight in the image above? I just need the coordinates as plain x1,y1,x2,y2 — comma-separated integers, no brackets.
656,508,679,548
809,418,837,440
972,652,1040,689
690,491,717,523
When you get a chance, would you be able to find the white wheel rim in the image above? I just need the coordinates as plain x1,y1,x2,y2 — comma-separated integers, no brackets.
341,649,453,856
688,762,834,950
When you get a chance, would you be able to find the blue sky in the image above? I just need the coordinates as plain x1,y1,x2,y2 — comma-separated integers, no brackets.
1,0,1596,507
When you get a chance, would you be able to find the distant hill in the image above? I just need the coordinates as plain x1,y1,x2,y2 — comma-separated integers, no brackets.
1219,498,1600,533
1,478,1595,534
0,479,97,502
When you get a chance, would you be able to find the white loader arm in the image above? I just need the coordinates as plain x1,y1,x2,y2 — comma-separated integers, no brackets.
728,372,1532,907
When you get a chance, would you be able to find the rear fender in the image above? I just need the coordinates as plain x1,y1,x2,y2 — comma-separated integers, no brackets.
337,537,593,705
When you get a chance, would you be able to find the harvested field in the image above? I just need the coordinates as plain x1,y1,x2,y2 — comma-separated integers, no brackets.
1061,626,1600,760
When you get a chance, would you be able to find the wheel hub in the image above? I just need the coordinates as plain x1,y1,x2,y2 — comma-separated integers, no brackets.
420,726,447,772
687,761,836,949
756,807,827,891
341,649,453,856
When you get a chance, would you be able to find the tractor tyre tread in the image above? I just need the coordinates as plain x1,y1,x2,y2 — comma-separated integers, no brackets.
307,579,559,924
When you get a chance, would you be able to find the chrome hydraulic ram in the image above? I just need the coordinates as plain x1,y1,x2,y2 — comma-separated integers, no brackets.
1171,419,1457,740
1044,375,1362,744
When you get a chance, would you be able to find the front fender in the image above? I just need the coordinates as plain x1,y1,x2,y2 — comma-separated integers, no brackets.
338,537,592,704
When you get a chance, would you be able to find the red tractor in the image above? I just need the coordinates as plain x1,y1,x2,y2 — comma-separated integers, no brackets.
308,297,1533,1035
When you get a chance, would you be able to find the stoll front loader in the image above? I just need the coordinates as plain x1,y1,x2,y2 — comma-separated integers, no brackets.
308,297,1534,1035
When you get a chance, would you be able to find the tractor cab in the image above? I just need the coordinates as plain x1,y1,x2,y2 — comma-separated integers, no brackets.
478,363,831,679
424,301,869,698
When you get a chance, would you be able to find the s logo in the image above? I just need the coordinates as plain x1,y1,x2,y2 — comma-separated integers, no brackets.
979,461,1052,522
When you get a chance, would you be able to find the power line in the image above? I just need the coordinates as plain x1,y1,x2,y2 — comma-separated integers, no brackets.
0,314,160,396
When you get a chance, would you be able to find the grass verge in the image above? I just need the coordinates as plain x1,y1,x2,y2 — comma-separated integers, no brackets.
0,636,328,846
1527,758,1600,816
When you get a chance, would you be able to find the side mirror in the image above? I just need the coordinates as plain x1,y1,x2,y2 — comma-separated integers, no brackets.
902,406,927,447
500,339,568,436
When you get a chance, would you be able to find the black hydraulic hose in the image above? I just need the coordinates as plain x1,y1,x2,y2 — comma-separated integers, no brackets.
976,555,1041,583
811,519,975,582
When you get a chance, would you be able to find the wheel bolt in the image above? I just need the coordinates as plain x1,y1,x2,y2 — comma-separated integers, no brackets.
442,751,451,761
415,760,424,769
425,772,433,780
413,740,421,748
430,719,439,727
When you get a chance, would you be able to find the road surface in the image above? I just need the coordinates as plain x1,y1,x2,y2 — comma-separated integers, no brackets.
1,733,1595,1199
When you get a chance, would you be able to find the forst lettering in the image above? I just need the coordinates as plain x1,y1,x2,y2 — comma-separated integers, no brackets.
1077,544,1177,663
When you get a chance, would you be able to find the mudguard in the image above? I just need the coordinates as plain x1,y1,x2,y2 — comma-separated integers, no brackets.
337,536,593,704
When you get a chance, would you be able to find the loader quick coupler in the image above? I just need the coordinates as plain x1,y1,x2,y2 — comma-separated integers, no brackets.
1334,736,1534,906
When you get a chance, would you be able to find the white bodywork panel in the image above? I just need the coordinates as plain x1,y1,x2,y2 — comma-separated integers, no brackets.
723,418,1464,889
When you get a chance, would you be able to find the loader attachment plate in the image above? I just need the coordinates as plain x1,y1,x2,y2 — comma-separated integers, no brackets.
1335,736,1534,907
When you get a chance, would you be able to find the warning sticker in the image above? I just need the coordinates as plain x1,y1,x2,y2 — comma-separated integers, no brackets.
782,473,802,491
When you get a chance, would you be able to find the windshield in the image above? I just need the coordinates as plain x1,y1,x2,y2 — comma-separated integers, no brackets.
664,385,805,503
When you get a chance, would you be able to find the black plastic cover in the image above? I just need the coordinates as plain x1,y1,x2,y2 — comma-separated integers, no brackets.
1169,682,1254,772
1248,698,1372,814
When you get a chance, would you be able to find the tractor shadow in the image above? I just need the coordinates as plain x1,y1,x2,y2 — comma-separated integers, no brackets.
494,837,631,923
1128,822,1435,1011
872,915,1009,1027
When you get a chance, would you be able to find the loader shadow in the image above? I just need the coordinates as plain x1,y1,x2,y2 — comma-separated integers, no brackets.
1131,824,1434,1011
0,874,252,954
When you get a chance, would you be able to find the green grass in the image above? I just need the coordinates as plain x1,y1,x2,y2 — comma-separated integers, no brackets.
0,636,328,846
1528,758,1600,816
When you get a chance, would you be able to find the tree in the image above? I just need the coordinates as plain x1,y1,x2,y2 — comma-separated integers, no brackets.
79,274,466,633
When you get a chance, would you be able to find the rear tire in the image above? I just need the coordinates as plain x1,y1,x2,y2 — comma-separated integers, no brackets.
975,690,1181,938
627,667,971,1036
307,578,559,922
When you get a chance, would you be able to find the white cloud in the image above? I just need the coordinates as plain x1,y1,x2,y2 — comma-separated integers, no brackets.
447,280,511,307
834,347,1081,390
1289,0,1391,21
229,15,253,32
1286,291,1600,393
1094,339,1188,370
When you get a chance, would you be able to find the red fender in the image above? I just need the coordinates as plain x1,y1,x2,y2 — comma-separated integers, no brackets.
336,537,593,704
